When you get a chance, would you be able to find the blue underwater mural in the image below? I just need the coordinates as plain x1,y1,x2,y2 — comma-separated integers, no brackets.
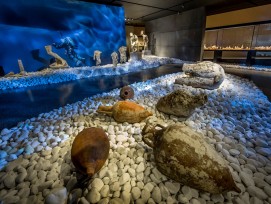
0,0,126,73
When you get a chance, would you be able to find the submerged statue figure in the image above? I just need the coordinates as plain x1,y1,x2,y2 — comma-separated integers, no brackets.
45,45,68,68
118,46,127,63
111,51,118,67
52,37,85,66
130,32,138,52
18,59,27,75
93,50,102,66
141,30,149,50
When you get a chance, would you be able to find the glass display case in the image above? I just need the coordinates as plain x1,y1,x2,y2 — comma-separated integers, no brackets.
203,23,271,65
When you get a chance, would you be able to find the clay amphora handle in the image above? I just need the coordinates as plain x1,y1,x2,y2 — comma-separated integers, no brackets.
142,133,154,148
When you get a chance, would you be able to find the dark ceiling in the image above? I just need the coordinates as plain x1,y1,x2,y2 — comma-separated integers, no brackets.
80,0,271,25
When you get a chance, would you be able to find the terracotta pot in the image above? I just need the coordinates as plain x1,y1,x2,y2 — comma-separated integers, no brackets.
97,101,152,124
71,128,110,177
120,86,134,100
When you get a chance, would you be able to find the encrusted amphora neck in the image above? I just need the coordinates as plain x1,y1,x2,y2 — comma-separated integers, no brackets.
142,123,166,148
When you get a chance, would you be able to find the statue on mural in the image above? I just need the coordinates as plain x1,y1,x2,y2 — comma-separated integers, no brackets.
130,32,138,52
17,59,27,75
118,46,127,63
93,50,102,66
141,30,149,50
111,51,118,67
52,36,85,66
45,45,69,68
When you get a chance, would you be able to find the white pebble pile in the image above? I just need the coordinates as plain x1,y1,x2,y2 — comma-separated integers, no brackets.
0,71,271,204
0,56,182,92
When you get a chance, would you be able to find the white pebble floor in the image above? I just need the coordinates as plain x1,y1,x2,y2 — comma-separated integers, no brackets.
0,72,271,204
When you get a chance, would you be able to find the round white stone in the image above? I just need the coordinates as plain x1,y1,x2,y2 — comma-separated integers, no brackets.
164,182,180,194
91,178,104,191
120,173,130,185
131,187,141,200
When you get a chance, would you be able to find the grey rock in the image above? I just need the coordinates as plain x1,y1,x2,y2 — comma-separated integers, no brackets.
86,187,101,203
256,147,271,157
165,182,180,194
159,183,170,200
68,188,82,204
79,197,90,204
240,172,255,187
45,187,68,204
175,61,225,90
38,180,54,191
2,195,20,204
66,177,77,192
156,89,207,117
17,187,30,198
152,187,162,203
247,186,268,200
4,172,16,188
250,197,263,204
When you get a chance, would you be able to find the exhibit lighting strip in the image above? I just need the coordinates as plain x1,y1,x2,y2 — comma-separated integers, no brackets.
204,45,271,51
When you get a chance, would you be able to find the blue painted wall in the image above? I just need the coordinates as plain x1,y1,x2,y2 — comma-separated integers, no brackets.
0,0,126,73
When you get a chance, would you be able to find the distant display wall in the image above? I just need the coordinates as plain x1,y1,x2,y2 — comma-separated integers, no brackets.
204,23,271,49
0,0,126,73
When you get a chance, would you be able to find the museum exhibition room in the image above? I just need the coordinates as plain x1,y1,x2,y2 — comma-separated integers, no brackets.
1,0,271,203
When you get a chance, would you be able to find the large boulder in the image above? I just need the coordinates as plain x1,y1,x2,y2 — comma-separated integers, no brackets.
175,61,225,89
156,89,207,117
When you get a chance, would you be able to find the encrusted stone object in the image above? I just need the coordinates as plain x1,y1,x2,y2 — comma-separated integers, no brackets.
156,89,207,117
45,45,69,68
93,50,102,66
111,51,118,67
142,123,241,194
120,86,134,100
175,61,225,90
71,128,110,177
119,46,127,63
97,101,152,123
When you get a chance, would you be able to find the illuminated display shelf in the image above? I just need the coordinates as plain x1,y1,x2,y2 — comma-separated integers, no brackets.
203,49,271,66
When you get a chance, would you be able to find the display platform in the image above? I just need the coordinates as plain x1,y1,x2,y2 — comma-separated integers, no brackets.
0,56,182,92
0,70,271,203
142,50,152,56
130,52,142,61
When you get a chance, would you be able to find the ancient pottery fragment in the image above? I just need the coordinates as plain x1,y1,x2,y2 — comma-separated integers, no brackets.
156,89,207,117
97,101,152,123
142,123,240,194
175,61,225,90
71,128,110,177
120,86,134,100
